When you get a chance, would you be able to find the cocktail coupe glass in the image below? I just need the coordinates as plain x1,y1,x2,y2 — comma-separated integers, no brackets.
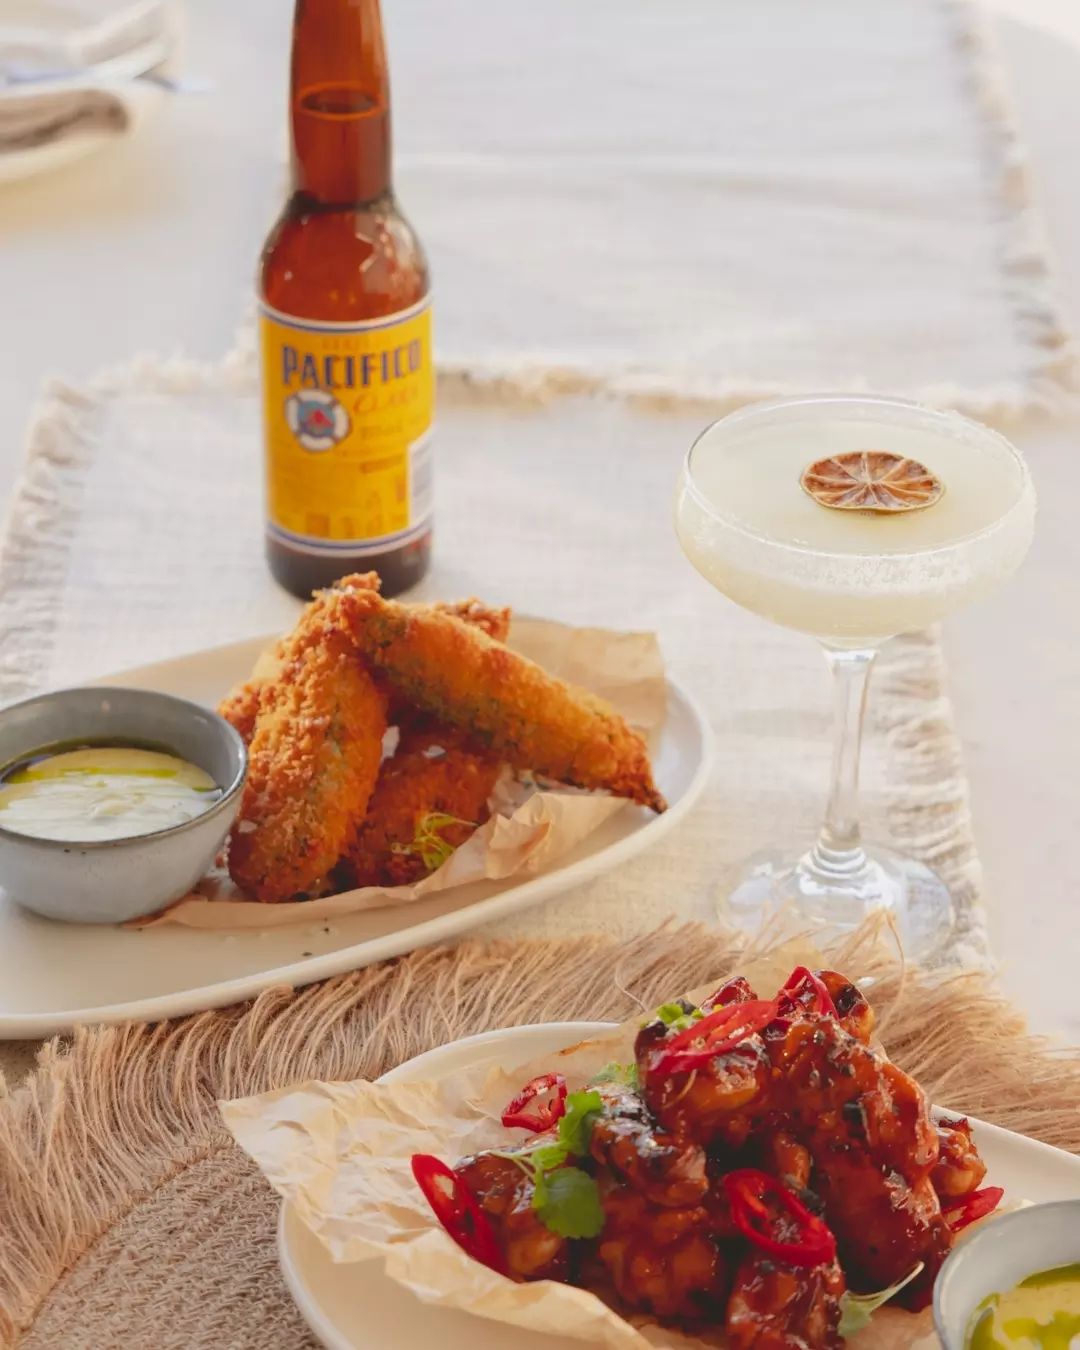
674,394,1035,958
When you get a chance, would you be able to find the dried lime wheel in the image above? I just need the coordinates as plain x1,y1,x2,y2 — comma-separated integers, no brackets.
800,450,944,513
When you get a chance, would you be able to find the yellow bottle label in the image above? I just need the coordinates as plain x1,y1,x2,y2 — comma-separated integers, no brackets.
259,297,433,556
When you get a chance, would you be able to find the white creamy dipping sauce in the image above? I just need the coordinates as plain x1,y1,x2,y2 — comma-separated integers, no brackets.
0,746,221,842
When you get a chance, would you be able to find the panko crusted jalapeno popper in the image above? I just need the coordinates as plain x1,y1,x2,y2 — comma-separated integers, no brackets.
410,968,1002,1348
335,581,666,812
217,574,664,904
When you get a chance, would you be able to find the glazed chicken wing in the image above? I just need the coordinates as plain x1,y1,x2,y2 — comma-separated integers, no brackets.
727,1250,845,1350
430,968,990,1347
757,1132,813,1193
595,1174,727,1321
769,1017,939,1185
810,1150,952,1298
636,1008,773,1149
768,1016,952,1294
589,1083,709,1208
815,971,875,1044
455,1150,570,1283
932,1116,987,1200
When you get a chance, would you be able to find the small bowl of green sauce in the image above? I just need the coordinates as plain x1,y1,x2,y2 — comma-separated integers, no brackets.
935,1201,1080,1350
0,686,247,923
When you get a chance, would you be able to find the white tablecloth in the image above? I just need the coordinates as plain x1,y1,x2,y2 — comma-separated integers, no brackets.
1,0,1078,1047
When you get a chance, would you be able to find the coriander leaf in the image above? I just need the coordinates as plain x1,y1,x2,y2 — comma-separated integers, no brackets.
534,1166,604,1239
531,1166,550,1212
838,1264,924,1338
557,1089,603,1157
590,1061,639,1089
651,1001,705,1033
528,1142,570,1175
390,811,476,872
488,1148,540,1184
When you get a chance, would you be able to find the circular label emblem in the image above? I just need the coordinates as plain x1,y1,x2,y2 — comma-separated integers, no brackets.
285,390,350,452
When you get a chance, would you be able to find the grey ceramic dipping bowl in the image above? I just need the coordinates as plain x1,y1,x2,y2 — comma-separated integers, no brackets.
934,1201,1080,1350
0,686,247,924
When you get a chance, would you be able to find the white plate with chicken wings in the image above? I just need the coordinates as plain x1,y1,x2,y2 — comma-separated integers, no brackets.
277,1019,1080,1350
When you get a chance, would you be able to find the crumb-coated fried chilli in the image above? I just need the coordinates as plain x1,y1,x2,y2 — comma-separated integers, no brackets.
227,582,389,903
726,1250,846,1350
454,1151,570,1282
589,1083,709,1207
932,1116,988,1199
431,598,511,641
217,678,265,744
596,1174,727,1321
388,598,511,732
217,572,382,751
336,724,501,889
218,591,510,746
336,583,666,811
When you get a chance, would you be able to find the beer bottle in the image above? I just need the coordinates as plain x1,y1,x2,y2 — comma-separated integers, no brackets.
259,0,433,599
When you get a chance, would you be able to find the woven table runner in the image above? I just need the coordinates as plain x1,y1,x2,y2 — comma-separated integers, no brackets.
1,921,1078,1347
380,0,1078,414
0,361,984,962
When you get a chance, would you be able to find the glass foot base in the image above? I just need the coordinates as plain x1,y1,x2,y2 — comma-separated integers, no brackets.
720,844,955,962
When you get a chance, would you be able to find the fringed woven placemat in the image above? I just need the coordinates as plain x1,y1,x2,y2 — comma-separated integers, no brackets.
1,920,1077,1348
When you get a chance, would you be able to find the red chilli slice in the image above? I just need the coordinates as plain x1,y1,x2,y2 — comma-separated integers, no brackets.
411,1154,506,1274
941,1185,1004,1232
700,975,756,1012
723,1168,837,1268
777,967,839,1019
500,1073,568,1132
650,999,779,1076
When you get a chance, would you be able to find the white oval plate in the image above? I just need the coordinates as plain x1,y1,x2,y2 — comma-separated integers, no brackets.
278,1020,1080,1350
0,633,712,1036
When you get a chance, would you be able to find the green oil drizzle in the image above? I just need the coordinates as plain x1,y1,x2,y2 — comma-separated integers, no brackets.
1021,1267,1080,1291
966,1269,1080,1350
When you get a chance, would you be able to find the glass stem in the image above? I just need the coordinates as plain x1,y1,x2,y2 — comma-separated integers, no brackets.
807,646,877,879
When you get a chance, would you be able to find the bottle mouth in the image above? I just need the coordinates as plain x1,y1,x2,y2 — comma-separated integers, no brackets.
296,81,386,119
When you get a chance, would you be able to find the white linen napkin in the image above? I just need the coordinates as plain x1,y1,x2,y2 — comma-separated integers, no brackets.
0,0,178,154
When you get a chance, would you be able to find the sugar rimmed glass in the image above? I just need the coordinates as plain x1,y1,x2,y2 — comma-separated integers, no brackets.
674,393,1035,957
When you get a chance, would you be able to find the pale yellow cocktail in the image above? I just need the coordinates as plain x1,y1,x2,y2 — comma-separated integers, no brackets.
676,404,1034,647
674,394,1035,955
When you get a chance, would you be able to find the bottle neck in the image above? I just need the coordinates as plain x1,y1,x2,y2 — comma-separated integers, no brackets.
288,0,392,206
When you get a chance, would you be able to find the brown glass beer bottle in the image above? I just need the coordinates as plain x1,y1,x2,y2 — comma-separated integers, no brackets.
259,0,433,599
